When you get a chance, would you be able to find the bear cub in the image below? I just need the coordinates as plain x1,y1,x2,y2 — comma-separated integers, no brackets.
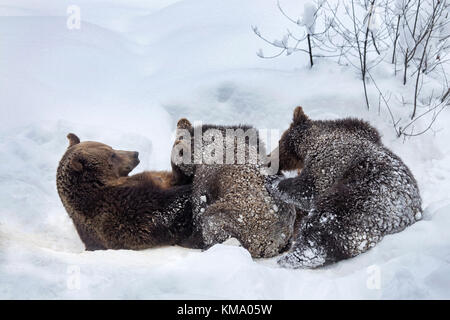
171,119,296,258
269,107,422,268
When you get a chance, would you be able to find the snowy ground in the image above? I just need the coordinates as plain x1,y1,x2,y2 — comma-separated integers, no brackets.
1,0,449,299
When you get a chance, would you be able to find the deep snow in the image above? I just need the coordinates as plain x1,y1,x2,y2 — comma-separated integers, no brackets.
0,0,449,299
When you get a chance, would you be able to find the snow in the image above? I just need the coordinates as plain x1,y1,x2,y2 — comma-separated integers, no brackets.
301,1,317,34
1,0,449,299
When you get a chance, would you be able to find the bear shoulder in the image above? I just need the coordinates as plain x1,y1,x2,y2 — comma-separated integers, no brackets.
335,118,381,144
124,171,174,190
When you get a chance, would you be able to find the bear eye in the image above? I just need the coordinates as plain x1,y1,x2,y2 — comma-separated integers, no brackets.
111,153,117,159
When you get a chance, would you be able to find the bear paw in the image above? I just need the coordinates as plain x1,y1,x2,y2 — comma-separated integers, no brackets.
266,177,311,211
277,244,327,269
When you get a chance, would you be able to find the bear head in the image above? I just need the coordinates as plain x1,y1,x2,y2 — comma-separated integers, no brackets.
60,133,140,183
170,118,197,184
276,106,311,173
170,118,264,183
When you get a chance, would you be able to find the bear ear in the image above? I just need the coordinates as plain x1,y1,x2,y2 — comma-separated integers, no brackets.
177,118,192,130
293,106,308,124
69,156,83,172
67,133,80,148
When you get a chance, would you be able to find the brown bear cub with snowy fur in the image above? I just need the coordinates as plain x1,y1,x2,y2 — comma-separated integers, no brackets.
56,133,201,251
268,107,422,268
170,119,296,258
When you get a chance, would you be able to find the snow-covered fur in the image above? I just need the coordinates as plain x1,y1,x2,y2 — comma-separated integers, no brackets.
269,107,422,268
171,119,296,258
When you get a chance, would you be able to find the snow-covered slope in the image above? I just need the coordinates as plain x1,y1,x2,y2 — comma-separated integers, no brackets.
0,0,449,299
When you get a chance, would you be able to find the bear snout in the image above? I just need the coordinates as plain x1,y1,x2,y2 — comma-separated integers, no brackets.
131,151,140,167
114,150,140,176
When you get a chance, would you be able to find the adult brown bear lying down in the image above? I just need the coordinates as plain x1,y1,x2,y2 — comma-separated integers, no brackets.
56,133,202,250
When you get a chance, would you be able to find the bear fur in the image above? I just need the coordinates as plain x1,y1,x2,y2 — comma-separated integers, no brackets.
269,107,422,268
170,119,296,258
56,133,201,250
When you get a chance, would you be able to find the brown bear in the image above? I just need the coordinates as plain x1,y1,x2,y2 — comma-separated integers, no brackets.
268,107,422,268
56,133,202,251
170,119,296,258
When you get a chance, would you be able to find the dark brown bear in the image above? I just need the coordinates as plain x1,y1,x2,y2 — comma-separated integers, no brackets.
269,107,422,268
170,119,296,258
56,133,201,250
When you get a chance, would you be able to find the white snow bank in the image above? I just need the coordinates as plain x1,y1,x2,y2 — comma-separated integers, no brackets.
0,0,449,299
1,201,449,299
